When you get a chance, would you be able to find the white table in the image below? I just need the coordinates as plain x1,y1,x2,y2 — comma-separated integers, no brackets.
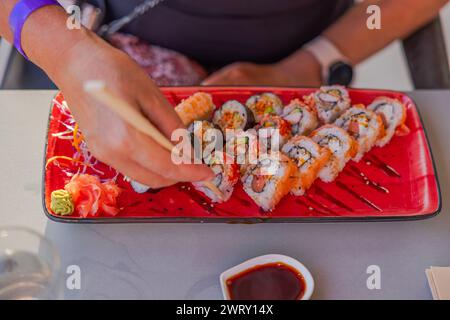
0,90,449,299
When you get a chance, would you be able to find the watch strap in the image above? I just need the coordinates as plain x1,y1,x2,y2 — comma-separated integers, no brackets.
304,36,351,83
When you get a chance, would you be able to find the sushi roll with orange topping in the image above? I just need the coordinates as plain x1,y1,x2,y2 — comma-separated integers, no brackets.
241,152,297,211
367,97,409,147
212,100,255,131
225,130,259,174
175,92,215,126
246,92,283,122
311,125,358,182
281,98,318,135
305,85,351,124
255,115,292,150
334,105,385,161
192,151,239,203
282,135,331,196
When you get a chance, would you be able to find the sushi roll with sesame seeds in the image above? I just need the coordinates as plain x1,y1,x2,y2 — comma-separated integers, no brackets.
212,100,255,132
241,152,297,211
310,125,358,182
334,105,385,161
192,151,239,203
246,92,283,122
367,97,409,147
305,85,351,124
282,135,331,196
281,98,319,135
255,115,292,151
175,92,215,126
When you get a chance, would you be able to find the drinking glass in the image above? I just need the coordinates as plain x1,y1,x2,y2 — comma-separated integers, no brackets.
0,227,61,300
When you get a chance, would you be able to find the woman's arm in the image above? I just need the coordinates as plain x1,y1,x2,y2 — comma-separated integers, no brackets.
324,0,449,65
0,1,213,187
0,1,86,79
203,0,449,86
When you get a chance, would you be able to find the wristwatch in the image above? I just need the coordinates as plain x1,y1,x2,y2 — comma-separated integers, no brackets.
304,36,354,86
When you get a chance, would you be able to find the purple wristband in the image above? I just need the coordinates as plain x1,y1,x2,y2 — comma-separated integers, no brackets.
9,0,61,60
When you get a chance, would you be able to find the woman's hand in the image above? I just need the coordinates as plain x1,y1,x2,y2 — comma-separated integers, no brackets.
202,50,322,87
53,33,214,188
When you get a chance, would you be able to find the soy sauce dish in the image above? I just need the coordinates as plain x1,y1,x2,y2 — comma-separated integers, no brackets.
220,254,314,300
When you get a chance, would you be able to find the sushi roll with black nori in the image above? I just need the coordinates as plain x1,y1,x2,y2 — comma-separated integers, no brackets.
241,152,297,211
193,151,239,203
311,125,358,182
305,85,351,124
367,97,409,147
334,105,385,161
255,115,292,150
246,92,283,122
187,120,223,161
212,100,255,131
282,135,331,196
281,98,318,135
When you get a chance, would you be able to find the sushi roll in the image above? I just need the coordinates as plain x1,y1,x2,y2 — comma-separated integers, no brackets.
241,152,297,211
310,125,358,182
282,135,331,196
281,98,318,135
305,85,351,124
367,97,409,147
187,120,223,162
175,92,215,126
224,129,259,173
246,92,283,122
334,105,385,161
255,115,292,151
193,151,239,203
212,100,255,132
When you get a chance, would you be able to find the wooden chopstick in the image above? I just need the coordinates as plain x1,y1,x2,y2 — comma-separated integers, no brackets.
83,80,224,200
84,81,174,151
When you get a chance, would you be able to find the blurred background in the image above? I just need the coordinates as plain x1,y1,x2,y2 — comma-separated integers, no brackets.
1,2,450,91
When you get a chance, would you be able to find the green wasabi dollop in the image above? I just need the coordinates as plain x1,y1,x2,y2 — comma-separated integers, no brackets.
50,189,74,216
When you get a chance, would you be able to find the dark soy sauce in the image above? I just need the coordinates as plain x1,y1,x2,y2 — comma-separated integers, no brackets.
347,165,389,194
336,181,382,212
366,155,401,177
177,184,218,215
226,262,306,300
314,185,353,212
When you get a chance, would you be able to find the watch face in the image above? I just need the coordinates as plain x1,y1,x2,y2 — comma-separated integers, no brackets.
327,61,353,86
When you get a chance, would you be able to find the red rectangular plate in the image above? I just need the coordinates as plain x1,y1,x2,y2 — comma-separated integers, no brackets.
43,87,441,223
